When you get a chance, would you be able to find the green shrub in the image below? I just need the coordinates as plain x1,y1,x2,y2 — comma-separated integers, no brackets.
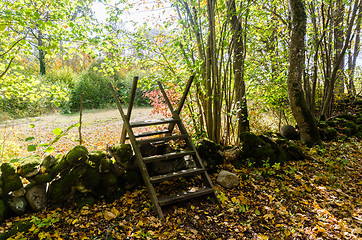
43,67,78,88
0,64,150,118
0,71,72,118
69,68,114,112
68,63,150,112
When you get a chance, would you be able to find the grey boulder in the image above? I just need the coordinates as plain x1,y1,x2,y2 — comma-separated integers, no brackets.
217,170,239,189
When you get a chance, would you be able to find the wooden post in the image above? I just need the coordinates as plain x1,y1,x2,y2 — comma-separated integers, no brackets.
79,93,83,145
120,76,139,144
159,75,194,135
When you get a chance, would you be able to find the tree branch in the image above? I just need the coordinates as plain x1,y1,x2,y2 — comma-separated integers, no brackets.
0,37,25,58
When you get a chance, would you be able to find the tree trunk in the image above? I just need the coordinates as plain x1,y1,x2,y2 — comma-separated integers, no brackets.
347,4,361,95
333,0,345,94
321,0,360,117
227,0,250,135
38,30,46,75
287,0,321,147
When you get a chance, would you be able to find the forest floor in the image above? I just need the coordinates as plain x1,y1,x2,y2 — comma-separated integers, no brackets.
0,108,362,239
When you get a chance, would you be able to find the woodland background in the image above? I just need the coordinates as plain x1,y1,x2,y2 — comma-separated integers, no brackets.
1,0,361,146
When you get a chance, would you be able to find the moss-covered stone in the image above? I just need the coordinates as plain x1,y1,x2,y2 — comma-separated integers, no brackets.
120,170,143,190
285,144,306,160
64,165,87,186
41,155,56,171
239,132,263,151
111,144,133,164
7,197,27,215
99,157,113,173
0,199,6,222
65,145,89,166
1,163,23,194
17,155,42,178
335,113,357,121
50,156,70,176
338,121,358,136
326,120,337,127
196,138,224,172
236,133,293,167
48,178,72,203
324,127,338,140
75,196,96,209
318,121,329,128
76,166,101,193
30,172,56,184
0,178,3,196
88,150,107,165
356,117,362,125
339,121,358,130
97,173,118,196
252,145,274,159
280,125,298,140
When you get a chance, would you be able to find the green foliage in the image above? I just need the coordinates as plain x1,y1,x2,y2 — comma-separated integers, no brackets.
69,66,114,112
0,72,71,118
30,214,59,229
43,67,79,89
24,122,80,155
68,63,150,112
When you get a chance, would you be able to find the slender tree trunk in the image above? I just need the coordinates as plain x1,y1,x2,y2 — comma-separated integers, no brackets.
287,0,321,147
38,30,46,75
348,4,361,95
321,0,360,117
227,0,250,135
334,0,345,94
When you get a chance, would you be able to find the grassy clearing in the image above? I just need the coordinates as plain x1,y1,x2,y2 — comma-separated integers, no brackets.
0,107,157,163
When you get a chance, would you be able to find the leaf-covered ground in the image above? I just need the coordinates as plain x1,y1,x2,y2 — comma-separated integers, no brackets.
1,109,361,239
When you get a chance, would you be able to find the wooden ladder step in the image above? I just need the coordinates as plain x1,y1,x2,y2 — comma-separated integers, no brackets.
131,129,171,139
137,134,188,145
158,187,215,206
150,168,204,183
143,150,195,164
129,129,171,139
130,118,178,128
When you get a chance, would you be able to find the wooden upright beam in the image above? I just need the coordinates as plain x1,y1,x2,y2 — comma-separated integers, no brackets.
120,76,139,144
157,75,194,134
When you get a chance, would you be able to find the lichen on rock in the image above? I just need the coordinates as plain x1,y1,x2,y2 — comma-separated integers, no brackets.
76,166,101,193
41,155,57,171
17,155,42,178
88,150,107,166
110,144,133,164
48,178,73,203
65,145,89,166
1,162,23,194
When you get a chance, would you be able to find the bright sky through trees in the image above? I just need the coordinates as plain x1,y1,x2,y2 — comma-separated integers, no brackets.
92,0,176,30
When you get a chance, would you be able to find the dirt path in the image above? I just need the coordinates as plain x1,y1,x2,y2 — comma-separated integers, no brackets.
0,107,161,161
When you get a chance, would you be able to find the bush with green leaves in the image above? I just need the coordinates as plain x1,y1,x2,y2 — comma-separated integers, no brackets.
68,63,150,112
0,72,71,118
69,67,114,112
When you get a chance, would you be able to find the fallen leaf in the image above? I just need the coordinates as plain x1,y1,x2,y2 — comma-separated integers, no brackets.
104,211,117,220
